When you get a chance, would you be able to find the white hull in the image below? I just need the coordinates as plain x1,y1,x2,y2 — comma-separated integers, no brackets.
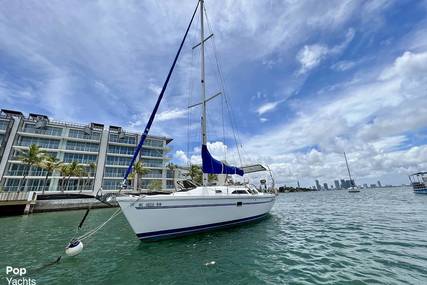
117,187,276,240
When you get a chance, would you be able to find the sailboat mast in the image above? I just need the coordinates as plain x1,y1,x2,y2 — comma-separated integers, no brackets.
344,152,353,187
200,0,208,186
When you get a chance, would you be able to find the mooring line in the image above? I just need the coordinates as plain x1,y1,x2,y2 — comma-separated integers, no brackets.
29,206,122,274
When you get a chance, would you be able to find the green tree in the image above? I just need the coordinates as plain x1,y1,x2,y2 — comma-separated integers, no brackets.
17,144,46,191
132,161,150,192
188,165,217,185
189,165,203,185
167,163,177,191
87,162,96,191
65,162,80,191
73,164,85,192
59,164,70,192
148,180,162,192
208,173,218,183
39,155,62,194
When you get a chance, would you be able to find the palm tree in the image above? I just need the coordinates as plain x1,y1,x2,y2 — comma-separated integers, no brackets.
88,162,96,191
17,144,46,192
132,161,149,192
167,163,178,191
189,165,203,185
59,164,70,192
39,155,62,194
148,180,162,192
65,162,79,191
74,164,85,192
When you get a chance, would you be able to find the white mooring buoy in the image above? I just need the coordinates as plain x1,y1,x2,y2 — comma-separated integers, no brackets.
65,240,84,257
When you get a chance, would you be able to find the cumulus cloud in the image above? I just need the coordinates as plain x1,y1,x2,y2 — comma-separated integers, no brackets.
239,50,427,185
156,109,187,122
297,28,355,74
177,141,237,166
297,44,330,74
174,150,189,164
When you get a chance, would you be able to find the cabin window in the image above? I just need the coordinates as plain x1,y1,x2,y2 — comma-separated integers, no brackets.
215,190,222,193
231,190,248,194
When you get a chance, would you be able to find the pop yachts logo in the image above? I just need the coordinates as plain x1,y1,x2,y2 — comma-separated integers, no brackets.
4,266,36,285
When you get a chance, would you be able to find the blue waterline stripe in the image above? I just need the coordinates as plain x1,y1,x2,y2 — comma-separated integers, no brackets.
135,198,274,210
136,213,268,240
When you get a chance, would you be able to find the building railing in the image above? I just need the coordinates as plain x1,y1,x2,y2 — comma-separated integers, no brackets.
107,146,134,155
17,141,60,149
68,130,101,141
0,120,10,131
143,173,163,178
142,162,164,168
143,140,164,148
0,191,32,201
6,170,48,176
21,126,63,137
141,150,164,158
65,144,100,152
109,135,137,145
3,185,45,192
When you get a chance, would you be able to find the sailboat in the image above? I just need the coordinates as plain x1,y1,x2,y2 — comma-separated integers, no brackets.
114,0,276,241
344,152,360,193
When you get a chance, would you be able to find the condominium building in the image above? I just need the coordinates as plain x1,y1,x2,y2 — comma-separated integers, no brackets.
315,179,321,191
0,109,174,193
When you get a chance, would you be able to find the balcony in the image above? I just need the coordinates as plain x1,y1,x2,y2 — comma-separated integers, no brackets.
21,125,63,137
143,173,163,178
142,162,164,168
6,169,49,176
0,120,10,131
68,129,101,141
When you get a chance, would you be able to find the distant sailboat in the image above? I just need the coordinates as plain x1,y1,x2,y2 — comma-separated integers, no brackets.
344,152,360,193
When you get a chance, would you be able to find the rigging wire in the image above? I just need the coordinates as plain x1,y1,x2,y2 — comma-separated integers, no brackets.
204,6,244,167
187,48,196,167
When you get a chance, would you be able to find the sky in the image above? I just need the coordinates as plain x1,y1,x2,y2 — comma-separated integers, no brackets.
1,0,427,187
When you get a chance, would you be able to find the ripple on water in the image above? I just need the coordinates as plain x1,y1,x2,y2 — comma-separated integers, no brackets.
1,187,427,284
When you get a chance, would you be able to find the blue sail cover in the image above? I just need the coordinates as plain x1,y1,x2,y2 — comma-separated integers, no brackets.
202,145,244,176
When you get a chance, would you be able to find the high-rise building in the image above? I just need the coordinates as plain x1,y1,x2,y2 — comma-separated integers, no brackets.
323,183,328,190
363,183,368,188
377,180,382,188
340,179,346,189
315,180,321,191
0,109,174,192
334,180,340,190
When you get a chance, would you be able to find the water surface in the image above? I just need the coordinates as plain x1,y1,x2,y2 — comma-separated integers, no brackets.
1,187,426,284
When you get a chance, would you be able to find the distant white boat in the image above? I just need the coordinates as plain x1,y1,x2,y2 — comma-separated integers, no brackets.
344,152,360,193
409,172,427,194
114,0,276,240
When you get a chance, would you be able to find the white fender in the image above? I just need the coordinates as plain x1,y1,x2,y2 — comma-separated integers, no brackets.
65,240,84,256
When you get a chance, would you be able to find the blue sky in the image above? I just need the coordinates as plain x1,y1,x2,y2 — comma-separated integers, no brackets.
1,0,427,187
